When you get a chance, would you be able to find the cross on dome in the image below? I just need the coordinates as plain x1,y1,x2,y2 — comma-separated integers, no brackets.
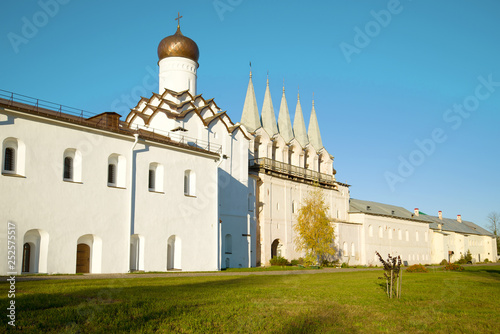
157,13,199,63
175,12,183,28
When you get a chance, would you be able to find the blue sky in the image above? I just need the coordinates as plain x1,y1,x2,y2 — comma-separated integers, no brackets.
1,0,499,230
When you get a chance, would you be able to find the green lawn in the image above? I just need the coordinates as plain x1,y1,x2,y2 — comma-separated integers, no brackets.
2,265,500,333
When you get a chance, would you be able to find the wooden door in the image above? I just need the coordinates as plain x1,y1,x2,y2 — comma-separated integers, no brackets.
76,244,90,273
22,243,31,272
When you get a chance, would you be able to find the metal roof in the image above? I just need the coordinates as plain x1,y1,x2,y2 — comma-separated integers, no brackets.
349,198,494,237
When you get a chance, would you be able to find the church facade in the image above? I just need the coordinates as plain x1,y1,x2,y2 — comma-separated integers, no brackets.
240,75,497,266
0,22,496,275
1,22,255,275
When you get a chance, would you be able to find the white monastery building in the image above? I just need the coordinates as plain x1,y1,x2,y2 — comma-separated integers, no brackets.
1,21,496,275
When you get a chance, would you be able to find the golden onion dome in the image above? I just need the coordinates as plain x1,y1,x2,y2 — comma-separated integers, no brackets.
157,26,199,63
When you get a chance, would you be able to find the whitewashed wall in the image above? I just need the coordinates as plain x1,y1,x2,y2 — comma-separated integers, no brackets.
1,109,130,274
349,213,431,266
431,229,498,264
257,174,349,265
0,107,220,274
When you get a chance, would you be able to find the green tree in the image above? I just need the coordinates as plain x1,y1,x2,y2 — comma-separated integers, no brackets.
293,187,336,265
487,212,500,255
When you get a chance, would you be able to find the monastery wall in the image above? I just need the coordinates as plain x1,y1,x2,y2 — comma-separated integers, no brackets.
348,213,431,266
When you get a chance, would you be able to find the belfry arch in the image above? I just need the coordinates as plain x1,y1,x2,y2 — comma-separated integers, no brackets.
271,239,282,259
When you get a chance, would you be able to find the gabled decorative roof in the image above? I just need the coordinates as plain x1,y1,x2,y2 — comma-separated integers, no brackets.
307,98,323,150
292,91,309,147
261,77,278,136
204,111,227,126
277,85,294,143
240,71,261,133
125,87,251,140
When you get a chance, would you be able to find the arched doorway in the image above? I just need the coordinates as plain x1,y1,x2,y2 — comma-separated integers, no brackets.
75,234,102,274
254,139,260,160
271,239,282,259
130,234,145,271
76,244,90,273
22,243,31,273
167,235,181,270
22,229,49,274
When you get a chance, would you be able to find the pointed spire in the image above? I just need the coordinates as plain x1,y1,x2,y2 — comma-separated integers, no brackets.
277,81,294,142
240,68,261,132
261,75,278,136
293,89,309,147
308,93,323,150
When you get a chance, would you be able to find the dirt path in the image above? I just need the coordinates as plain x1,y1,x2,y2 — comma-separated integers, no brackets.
7,267,380,282
5,263,499,282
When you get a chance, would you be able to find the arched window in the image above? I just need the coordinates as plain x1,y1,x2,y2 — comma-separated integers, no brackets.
225,234,232,254
4,147,15,172
148,169,155,189
388,228,393,239
108,154,125,187
148,163,164,192
343,242,348,257
416,231,419,242
184,170,195,196
406,230,409,242
368,225,373,237
63,149,82,182
2,138,25,175
184,172,188,194
108,163,116,185
379,226,383,238
63,157,73,180
398,229,402,240
351,243,355,257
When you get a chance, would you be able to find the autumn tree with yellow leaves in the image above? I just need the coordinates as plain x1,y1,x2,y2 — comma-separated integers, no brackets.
294,187,337,265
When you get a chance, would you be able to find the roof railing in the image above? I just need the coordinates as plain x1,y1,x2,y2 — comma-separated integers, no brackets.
0,89,94,119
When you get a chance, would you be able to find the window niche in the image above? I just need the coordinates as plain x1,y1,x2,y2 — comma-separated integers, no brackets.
148,162,164,193
184,169,196,196
108,154,125,188
2,137,25,176
63,148,82,182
